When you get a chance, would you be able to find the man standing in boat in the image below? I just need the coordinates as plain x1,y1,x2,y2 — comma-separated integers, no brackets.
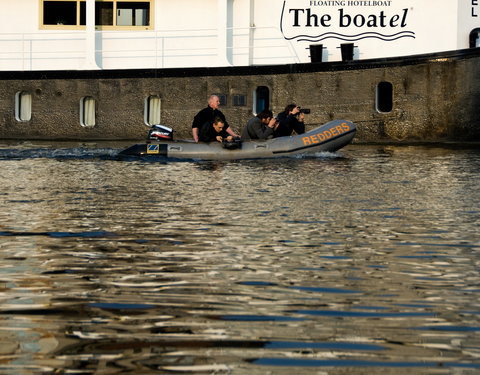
192,95,238,142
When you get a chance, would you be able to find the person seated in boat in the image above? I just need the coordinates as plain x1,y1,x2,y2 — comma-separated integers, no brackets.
273,104,306,138
192,94,238,142
198,117,234,143
241,110,278,140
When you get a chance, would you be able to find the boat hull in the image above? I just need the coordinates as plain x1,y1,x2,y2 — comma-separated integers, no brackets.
1,48,479,142
119,119,356,160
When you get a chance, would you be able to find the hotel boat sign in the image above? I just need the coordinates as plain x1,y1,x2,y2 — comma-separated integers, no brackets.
280,0,416,43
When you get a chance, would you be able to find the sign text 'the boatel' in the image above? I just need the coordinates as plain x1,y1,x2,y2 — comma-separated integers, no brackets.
289,7,409,28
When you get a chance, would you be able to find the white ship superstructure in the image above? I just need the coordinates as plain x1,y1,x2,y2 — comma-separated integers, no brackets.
0,0,479,71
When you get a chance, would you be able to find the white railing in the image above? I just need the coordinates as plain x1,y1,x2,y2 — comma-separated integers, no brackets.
0,27,300,71
0,32,87,71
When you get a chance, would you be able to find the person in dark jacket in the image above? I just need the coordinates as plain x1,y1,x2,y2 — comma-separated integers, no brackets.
198,117,234,143
241,110,278,140
273,104,305,138
192,95,238,142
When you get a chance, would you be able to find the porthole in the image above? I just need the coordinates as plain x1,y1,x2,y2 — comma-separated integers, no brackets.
80,96,96,127
253,86,269,115
376,81,393,113
144,95,161,125
15,91,32,122
469,28,480,48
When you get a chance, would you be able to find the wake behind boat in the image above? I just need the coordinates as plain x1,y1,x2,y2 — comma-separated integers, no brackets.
118,119,356,161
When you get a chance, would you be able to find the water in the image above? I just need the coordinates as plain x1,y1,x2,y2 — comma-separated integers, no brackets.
0,141,479,374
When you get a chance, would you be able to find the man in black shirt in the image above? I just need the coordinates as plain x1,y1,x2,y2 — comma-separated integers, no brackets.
273,104,305,138
192,95,238,142
199,117,233,143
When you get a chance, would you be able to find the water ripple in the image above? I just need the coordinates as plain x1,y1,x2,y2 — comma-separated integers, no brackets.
0,144,479,373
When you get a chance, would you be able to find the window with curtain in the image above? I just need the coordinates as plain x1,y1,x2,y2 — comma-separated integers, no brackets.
15,91,32,122
96,1,151,26
145,95,161,125
80,96,96,126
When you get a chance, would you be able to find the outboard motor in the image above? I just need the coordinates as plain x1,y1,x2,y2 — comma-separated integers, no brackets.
147,125,174,140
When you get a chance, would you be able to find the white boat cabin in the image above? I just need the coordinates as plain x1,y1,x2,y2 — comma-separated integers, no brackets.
0,0,479,70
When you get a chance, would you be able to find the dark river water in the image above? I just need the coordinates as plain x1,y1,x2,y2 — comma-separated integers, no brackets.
0,142,479,374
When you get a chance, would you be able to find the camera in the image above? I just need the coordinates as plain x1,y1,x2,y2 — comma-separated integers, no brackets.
299,108,310,114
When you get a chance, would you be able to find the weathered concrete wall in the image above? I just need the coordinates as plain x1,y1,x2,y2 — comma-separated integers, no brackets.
0,49,479,142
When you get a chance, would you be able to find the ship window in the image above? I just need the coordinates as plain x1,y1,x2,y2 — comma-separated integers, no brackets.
233,95,246,106
41,0,86,27
253,86,269,114
40,0,152,29
96,0,151,28
80,96,96,127
376,81,393,113
96,1,114,25
117,2,150,26
469,28,480,48
212,94,227,106
15,91,32,122
145,95,161,125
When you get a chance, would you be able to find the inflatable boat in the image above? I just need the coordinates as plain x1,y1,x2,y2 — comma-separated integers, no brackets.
118,119,356,161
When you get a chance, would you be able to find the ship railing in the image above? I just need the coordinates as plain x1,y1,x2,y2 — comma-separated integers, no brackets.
0,32,86,71
0,27,300,71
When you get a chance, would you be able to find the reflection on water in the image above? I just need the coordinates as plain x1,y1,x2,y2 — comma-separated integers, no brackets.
0,143,479,374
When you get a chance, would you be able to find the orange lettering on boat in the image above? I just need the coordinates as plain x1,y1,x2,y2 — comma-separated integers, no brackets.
302,122,351,146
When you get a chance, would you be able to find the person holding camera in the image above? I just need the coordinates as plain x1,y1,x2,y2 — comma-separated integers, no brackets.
273,103,306,138
241,110,278,140
198,117,234,143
